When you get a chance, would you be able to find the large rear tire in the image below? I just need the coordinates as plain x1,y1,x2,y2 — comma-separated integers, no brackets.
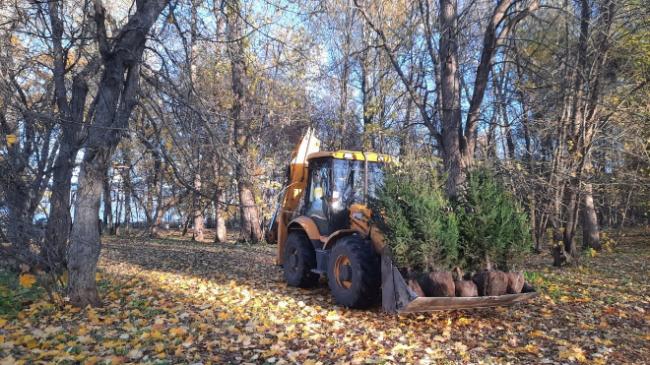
283,232,319,288
327,235,380,308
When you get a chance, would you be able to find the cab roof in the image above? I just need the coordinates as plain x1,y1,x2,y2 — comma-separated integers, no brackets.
307,150,393,163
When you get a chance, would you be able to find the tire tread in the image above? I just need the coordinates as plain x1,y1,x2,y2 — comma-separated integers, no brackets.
328,236,380,308
284,232,318,288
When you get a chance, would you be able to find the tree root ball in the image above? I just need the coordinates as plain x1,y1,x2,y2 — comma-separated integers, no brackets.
407,278,426,297
522,281,535,293
506,272,525,294
473,270,508,296
454,279,478,297
419,271,455,297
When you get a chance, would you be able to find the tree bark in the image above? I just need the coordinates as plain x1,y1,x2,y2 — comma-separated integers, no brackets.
45,142,78,272
438,0,465,199
192,172,204,242
582,183,601,250
237,177,262,242
68,148,111,307
560,0,613,260
121,153,133,235
214,190,227,243
44,1,89,272
562,187,580,257
149,156,165,238
145,165,154,229
226,0,263,242
67,0,166,307
103,170,114,235
212,154,227,243
5,182,31,251
182,212,192,236
337,7,353,149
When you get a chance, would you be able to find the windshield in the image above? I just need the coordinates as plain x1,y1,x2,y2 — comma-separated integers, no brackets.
331,159,384,209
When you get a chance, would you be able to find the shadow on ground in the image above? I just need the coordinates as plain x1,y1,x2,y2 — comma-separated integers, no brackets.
93,232,650,363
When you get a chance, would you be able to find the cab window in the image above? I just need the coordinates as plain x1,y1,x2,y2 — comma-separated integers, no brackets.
306,159,330,219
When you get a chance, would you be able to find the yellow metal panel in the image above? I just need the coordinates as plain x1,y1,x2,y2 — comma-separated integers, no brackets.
276,128,321,265
308,150,393,163
288,216,322,241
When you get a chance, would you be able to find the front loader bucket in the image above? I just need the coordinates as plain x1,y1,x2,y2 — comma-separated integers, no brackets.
380,251,538,313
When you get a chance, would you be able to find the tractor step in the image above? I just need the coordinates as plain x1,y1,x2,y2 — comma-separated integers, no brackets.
313,249,329,275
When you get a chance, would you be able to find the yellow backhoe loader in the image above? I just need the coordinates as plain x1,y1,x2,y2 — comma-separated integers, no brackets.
267,129,537,313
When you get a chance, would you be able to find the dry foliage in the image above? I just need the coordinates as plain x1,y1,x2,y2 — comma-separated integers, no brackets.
0,231,648,364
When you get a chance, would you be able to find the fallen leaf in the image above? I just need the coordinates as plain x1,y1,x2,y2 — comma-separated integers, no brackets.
19,273,36,288
559,346,587,363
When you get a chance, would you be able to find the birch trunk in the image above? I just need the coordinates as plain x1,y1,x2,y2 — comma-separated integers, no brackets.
193,172,204,242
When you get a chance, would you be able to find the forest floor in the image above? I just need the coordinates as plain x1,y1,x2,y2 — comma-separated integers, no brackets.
1,230,649,364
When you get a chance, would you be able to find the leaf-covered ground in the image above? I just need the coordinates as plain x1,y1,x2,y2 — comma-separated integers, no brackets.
1,231,648,364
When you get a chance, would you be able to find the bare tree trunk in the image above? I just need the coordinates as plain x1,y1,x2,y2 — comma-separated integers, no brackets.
114,187,123,236
359,38,374,150
5,183,32,251
486,115,498,159
45,143,78,271
563,187,580,257
619,190,633,229
149,157,164,238
182,212,191,236
192,172,204,242
514,46,545,252
214,190,227,243
103,170,114,235
67,0,166,307
69,148,112,307
438,0,464,199
338,10,352,149
212,155,227,243
150,196,164,238
226,0,263,242
145,170,154,229
43,1,89,271
561,0,612,260
122,155,132,236
494,75,515,159
462,0,523,162
582,183,601,250
238,177,262,242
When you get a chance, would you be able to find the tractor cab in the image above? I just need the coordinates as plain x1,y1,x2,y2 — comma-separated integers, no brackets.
301,151,388,237
274,149,392,309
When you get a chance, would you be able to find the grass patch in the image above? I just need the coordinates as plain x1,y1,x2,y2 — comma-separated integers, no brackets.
523,271,564,298
524,271,547,288
0,269,43,317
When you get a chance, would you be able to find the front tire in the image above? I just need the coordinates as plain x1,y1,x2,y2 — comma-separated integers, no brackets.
283,232,319,288
327,236,380,308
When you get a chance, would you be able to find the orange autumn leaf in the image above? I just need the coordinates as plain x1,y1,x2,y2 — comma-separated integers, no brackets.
19,273,36,288
169,327,187,337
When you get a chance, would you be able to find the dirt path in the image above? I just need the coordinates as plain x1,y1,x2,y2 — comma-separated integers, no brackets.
1,233,648,364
